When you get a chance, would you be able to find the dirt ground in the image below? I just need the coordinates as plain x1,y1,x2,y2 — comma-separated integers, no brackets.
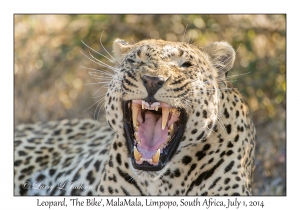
252,107,286,195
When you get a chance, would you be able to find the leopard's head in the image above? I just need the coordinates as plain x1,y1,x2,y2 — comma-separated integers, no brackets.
105,39,235,173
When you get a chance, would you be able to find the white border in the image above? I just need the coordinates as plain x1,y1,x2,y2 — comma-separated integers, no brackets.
3,1,295,209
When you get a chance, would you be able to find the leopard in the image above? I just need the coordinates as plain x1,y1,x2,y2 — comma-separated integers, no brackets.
14,38,255,196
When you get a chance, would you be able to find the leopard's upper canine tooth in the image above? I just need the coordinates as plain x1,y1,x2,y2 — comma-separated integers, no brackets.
152,149,160,164
134,132,138,140
134,146,142,161
162,107,170,130
155,106,159,111
132,103,141,127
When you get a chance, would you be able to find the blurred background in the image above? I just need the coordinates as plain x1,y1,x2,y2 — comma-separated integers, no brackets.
14,14,286,195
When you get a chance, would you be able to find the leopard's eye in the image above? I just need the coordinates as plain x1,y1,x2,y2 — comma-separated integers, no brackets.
127,58,135,63
181,61,192,68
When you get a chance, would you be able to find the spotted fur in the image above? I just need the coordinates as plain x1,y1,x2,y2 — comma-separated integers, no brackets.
14,39,255,195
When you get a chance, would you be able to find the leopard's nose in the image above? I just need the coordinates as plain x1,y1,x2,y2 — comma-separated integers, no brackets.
142,75,166,104
142,75,165,95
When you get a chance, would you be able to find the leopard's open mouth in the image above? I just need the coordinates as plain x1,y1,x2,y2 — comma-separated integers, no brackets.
123,100,187,171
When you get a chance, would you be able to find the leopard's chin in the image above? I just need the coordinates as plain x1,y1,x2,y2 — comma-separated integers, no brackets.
123,100,188,171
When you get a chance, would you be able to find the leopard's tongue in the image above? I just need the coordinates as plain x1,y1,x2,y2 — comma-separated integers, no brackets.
137,111,168,158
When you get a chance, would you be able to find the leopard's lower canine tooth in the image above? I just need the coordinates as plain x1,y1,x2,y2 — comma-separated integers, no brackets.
168,124,174,135
134,146,142,161
167,135,171,142
162,107,170,130
152,149,160,164
132,103,141,127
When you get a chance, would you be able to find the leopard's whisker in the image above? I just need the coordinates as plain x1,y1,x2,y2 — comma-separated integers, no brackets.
90,92,107,99
182,24,188,43
87,50,119,72
81,40,115,63
217,71,251,81
94,99,105,121
83,81,112,86
80,50,119,73
99,31,119,64
81,66,118,77
84,98,102,112
93,84,110,96
97,101,106,120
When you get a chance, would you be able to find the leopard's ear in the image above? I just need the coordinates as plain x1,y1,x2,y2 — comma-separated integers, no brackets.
113,38,132,62
201,41,235,77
